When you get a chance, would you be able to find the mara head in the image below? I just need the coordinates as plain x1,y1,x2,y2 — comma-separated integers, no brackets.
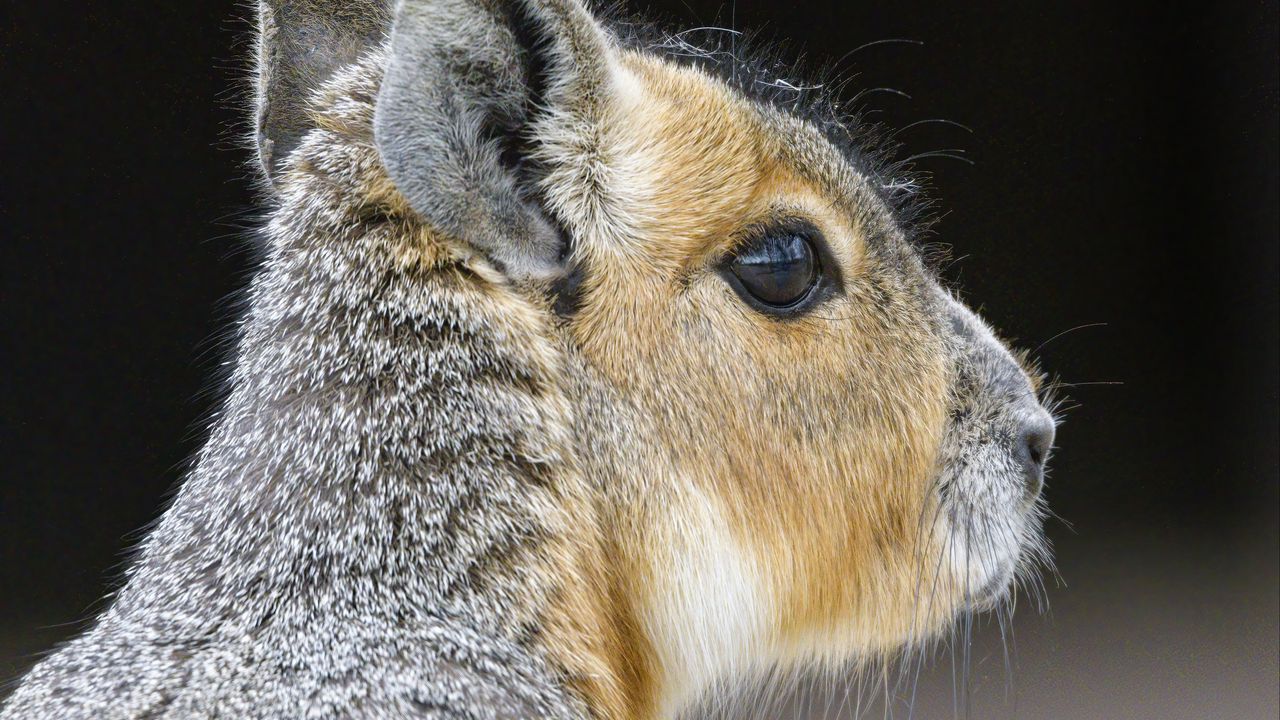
258,0,1057,714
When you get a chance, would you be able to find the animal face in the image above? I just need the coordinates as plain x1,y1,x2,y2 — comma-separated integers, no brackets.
257,0,1057,714
532,43,1055,709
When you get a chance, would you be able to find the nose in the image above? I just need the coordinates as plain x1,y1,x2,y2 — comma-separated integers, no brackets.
1015,412,1055,500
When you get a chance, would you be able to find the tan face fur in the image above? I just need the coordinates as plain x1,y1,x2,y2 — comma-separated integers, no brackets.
515,40,1052,716
285,4,1055,716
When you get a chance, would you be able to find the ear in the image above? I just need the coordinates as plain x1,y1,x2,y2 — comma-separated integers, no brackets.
374,0,614,281
254,1,390,183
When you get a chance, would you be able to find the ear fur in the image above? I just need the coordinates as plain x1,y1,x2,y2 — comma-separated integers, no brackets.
374,0,613,281
255,0,613,281
374,0,556,280
255,1,390,182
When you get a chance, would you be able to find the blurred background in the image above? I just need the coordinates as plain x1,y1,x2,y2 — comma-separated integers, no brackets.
2,1,1276,718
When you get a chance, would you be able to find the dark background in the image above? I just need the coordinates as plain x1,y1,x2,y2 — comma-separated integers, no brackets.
2,1,1276,717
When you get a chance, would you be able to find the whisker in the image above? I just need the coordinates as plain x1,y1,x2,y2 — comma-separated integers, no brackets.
834,37,924,67
904,150,975,166
1031,322,1107,355
850,86,914,104
890,118,975,138
672,25,743,37
907,499,953,715
901,490,947,684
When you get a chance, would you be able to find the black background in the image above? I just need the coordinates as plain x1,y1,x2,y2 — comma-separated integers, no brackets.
2,1,1277,717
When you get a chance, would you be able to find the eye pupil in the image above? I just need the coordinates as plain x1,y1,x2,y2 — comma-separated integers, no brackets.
730,233,818,308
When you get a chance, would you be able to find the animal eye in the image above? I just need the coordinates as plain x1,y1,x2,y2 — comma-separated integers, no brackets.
728,233,819,310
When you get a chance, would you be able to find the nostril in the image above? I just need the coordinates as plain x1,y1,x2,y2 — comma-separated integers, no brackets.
1026,431,1047,467
1018,415,1055,498
1023,420,1053,469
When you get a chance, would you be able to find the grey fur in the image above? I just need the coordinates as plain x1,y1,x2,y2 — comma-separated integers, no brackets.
933,288,1054,602
376,0,565,281
4,41,585,720
256,0,390,182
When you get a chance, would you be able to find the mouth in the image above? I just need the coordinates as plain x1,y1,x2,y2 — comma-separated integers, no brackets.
967,559,1015,610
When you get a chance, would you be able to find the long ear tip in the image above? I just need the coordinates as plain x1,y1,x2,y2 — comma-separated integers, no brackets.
486,212,571,283
253,0,388,186
512,257,571,284
256,135,276,182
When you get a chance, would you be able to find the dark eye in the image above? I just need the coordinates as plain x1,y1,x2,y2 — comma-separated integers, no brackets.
728,233,819,309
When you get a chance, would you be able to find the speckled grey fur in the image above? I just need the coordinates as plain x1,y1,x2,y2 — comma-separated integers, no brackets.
932,288,1054,602
2,4,589,716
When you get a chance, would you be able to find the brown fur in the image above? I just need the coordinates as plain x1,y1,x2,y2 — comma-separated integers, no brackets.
534,51,972,714
305,39,1021,717
0,5,1053,720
